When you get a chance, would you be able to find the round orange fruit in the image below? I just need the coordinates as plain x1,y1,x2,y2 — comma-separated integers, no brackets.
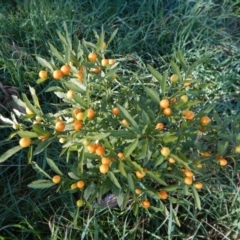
19,137,31,148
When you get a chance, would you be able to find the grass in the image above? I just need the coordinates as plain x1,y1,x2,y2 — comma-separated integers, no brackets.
0,0,240,239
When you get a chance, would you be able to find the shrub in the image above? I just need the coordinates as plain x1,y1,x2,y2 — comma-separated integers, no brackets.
0,26,237,220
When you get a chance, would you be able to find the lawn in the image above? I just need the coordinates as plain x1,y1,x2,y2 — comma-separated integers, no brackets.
0,0,240,239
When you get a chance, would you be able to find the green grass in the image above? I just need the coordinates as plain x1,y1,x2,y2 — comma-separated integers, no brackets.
0,0,240,239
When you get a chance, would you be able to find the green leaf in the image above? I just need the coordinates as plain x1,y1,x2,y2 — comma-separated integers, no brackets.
86,132,110,141
36,56,54,72
22,94,38,115
163,135,178,143
192,187,201,210
127,173,135,192
48,42,65,63
124,138,139,158
170,61,182,81
162,185,179,192
116,104,140,132
162,71,167,95
17,131,38,138
176,49,188,71
133,202,139,216
217,140,229,156
119,161,127,177
29,85,41,109
108,171,121,189
126,160,143,172
68,172,79,180
56,30,68,46
33,137,53,155
117,194,124,208
147,64,163,82
73,94,88,108
146,171,167,186
36,78,48,84
78,147,84,174
110,130,136,138
28,180,55,189
107,28,118,45
236,134,240,145
144,87,160,104
186,55,210,76
31,161,51,179
96,28,104,52
0,145,22,163
105,67,119,79
32,125,50,136
170,154,189,168
46,157,63,175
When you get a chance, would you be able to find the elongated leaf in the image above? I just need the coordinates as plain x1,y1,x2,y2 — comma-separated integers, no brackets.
96,28,104,52
33,137,53,155
32,125,50,136
162,71,167,96
116,104,139,132
86,133,110,141
110,130,136,138
119,161,127,177
107,28,118,45
186,55,210,76
36,56,54,72
46,157,63,175
162,185,179,192
217,140,229,156
17,131,38,138
0,146,22,163
48,42,65,63
0,114,14,125
163,135,178,143
124,138,139,158
147,64,163,82
28,180,55,189
29,86,40,109
73,94,88,108
127,173,135,192
105,67,119,79
117,194,124,208
170,61,182,81
192,187,201,210
22,94,37,115
133,202,139,216
144,87,160,104
78,147,84,174
68,172,79,180
170,154,189,168
31,161,51,179
56,30,68,46
126,160,143,172
146,171,167,186
108,171,121,189
176,49,188,71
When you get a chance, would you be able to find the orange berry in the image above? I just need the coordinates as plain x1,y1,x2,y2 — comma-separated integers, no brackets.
60,65,71,75
112,107,120,115
184,78,192,87
219,158,228,166
99,164,109,174
87,109,95,119
77,71,83,82
200,116,211,125
142,199,150,209
194,182,203,189
135,171,145,179
76,112,84,120
170,74,179,83
52,175,61,184
55,121,65,132
135,188,142,195
103,42,107,49
170,98,177,104
159,99,169,109
202,152,211,158
53,70,63,80
39,70,48,79
168,157,175,163
67,90,75,99
72,120,83,131
70,183,77,190
19,137,31,148
101,157,111,165
160,147,170,157
76,199,84,207
184,170,193,177
77,180,85,189
180,95,188,103
163,108,172,116
95,146,105,156
183,110,195,120
122,119,130,127
108,59,115,65
118,152,124,160
158,190,168,200
155,123,164,130
88,52,97,62
101,59,109,66
79,65,84,72
87,143,97,153
73,108,82,117
184,177,193,185
90,66,101,73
